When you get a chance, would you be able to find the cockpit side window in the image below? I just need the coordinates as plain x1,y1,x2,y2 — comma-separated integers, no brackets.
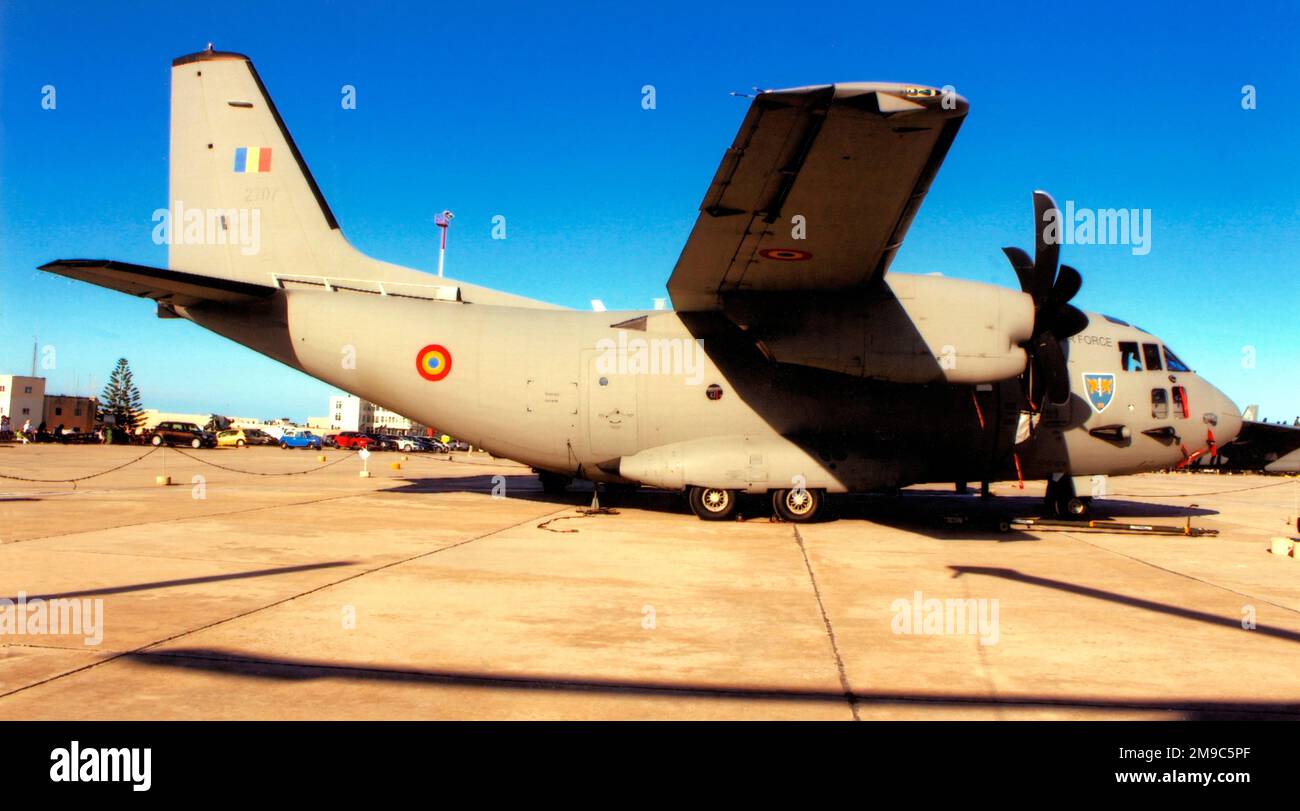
1164,346,1191,373
1119,341,1143,371
1142,343,1163,371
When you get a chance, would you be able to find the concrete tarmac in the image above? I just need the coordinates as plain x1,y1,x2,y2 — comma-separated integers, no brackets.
1,443,1298,719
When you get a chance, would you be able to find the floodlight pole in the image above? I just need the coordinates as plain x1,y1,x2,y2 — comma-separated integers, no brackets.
435,210,454,277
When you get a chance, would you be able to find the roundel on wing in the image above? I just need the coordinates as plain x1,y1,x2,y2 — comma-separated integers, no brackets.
759,248,813,261
416,344,453,381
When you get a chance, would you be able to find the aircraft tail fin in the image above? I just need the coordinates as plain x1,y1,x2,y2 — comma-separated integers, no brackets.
164,49,559,310
168,49,368,286
1242,404,1259,422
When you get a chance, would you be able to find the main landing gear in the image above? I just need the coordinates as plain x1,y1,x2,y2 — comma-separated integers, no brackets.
770,487,824,523
687,486,738,521
685,486,827,522
1044,476,1091,519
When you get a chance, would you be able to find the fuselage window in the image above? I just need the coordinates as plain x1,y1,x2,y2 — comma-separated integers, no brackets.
1151,388,1169,419
1119,342,1143,371
1164,346,1191,373
1142,343,1163,371
1172,385,1189,419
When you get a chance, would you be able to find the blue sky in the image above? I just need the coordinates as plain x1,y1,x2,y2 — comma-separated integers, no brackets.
1,0,1297,421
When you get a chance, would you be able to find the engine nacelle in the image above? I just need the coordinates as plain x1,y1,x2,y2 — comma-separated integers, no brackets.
731,273,1033,384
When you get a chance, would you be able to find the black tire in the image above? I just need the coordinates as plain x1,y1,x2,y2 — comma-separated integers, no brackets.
279,441,288,449
151,435,162,447
771,487,824,523
688,486,739,521
1064,496,1091,519
236,439,245,448
191,438,202,449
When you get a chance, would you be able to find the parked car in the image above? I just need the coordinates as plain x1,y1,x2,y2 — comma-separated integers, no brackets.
333,431,373,450
365,433,398,451
447,439,471,452
417,437,450,453
394,436,435,452
216,428,275,447
278,430,324,450
322,433,339,448
150,421,216,448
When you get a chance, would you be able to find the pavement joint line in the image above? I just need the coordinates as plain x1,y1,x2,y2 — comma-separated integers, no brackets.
959,571,1004,720
791,525,859,721
0,505,571,704
1060,530,1300,617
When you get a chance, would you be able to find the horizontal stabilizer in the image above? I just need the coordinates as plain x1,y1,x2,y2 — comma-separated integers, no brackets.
39,259,275,307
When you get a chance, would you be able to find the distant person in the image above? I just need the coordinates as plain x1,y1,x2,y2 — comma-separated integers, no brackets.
54,423,65,443
20,418,32,443
0,414,9,437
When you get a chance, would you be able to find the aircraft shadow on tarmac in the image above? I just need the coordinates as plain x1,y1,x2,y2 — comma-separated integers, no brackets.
123,646,1299,720
0,561,354,604
381,473,1217,541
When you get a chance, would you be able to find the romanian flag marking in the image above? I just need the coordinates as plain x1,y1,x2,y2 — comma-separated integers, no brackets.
233,147,273,173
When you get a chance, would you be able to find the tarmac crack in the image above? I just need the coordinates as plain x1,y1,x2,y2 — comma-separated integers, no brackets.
0,505,571,704
792,525,859,721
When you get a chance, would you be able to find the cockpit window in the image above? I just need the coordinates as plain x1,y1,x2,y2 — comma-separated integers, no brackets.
1119,341,1143,371
1142,343,1163,372
1164,346,1191,373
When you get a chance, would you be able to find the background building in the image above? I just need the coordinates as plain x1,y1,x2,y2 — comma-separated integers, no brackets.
327,394,425,435
328,394,374,433
373,405,427,435
43,394,97,434
0,375,46,426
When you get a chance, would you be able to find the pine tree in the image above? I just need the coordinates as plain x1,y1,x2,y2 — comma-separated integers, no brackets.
101,358,143,430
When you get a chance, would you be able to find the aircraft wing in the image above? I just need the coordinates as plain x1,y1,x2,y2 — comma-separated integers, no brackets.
39,259,276,308
667,83,968,312
1221,419,1300,472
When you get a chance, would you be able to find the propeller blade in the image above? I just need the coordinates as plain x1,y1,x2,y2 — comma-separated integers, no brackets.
1002,246,1036,295
1048,264,1082,310
1034,332,1072,404
1031,190,1060,305
1047,303,1089,340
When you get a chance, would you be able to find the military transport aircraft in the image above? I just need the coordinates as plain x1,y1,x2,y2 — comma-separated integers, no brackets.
41,48,1243,522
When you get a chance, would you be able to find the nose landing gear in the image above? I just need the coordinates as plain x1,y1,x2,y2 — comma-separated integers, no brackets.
1045,476,1091,519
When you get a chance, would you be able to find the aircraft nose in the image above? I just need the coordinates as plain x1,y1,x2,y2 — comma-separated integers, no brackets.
1205,384,1242,446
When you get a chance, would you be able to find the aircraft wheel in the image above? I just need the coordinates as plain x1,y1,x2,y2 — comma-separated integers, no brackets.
688,486,738,521
771,487,823,523
151,435,162,447
1064,496,1091,519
